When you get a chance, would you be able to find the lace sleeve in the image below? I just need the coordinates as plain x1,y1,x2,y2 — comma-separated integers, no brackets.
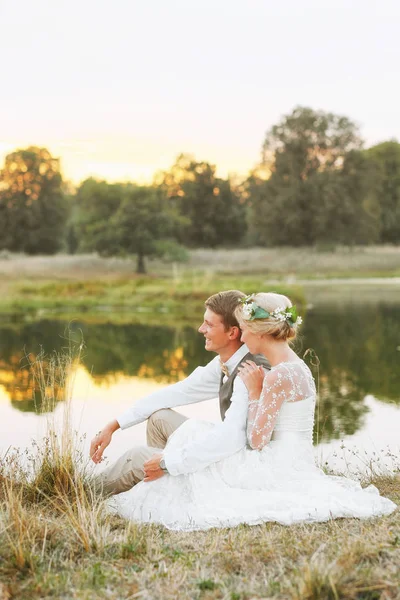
247,361,315,449
246,369,286,450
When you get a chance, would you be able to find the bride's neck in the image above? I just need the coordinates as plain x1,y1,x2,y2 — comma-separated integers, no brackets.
259,338,296,366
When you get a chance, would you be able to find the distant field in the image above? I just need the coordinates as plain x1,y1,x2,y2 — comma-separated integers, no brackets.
182,246,400,278
0,245,400,282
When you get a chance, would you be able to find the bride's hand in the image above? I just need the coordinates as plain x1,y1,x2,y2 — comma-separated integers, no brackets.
237,360,265,401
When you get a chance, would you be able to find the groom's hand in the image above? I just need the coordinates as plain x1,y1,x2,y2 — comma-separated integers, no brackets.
143,454,165,482
90,420,120,464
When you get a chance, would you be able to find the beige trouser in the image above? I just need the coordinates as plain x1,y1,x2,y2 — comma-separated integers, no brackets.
94,409,188,496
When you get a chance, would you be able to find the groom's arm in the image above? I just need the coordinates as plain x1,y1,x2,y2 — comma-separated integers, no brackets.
162,376,249,476
90,356,222,463
117,355,222,429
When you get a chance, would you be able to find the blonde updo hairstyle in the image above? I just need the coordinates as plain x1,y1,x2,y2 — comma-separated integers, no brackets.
235,292,298,342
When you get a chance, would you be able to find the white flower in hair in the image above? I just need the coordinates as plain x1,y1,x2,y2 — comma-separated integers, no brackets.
271,307,287,322
242,303,253,319
239,294,303,325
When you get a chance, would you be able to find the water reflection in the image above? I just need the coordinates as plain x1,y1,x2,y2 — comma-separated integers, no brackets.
304,303,400,440
0,302,399,443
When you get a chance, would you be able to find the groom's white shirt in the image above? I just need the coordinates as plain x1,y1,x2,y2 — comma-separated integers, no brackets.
117,344,250,476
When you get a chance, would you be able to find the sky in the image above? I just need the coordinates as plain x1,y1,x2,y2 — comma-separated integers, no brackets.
1,0,399,184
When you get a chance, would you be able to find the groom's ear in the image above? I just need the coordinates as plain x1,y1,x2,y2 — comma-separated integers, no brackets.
229,326,241,340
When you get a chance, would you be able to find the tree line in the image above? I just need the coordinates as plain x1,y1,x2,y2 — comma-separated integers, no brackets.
1,106,399,272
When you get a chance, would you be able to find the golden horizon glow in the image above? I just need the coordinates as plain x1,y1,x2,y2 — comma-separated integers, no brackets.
0,138,258,186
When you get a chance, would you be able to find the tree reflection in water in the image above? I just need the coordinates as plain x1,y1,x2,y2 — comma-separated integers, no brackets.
0,302,399,443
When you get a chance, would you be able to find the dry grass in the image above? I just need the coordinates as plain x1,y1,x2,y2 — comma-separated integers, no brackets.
0,345,399,599
184,245,400,278
1,476,399,599
0,246,399,283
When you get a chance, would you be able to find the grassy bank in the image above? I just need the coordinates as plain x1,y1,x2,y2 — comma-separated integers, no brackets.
1,245,400,321
0,274,304,324
1,347,399,599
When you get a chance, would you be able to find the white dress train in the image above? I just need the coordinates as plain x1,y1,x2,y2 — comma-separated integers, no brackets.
110,360,396,531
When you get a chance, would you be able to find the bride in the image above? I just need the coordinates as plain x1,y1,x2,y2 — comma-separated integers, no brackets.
110,292,396,530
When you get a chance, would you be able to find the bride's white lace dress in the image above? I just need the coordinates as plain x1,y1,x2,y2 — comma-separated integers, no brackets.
110,360,396,530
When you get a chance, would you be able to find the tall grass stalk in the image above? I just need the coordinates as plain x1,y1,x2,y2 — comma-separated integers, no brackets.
0,336,110,570
25,337,87,501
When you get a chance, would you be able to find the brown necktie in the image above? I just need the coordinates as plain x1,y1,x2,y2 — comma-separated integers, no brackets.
219,360,230,378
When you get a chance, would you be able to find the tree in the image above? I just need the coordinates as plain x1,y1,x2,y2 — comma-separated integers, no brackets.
307,151,380,245
112,186,187,273
247,107,380,246
365,141,400,243
73,180,187,273
157,154,246,247
263,106,362,179
73,178,128,254
0,147,68,254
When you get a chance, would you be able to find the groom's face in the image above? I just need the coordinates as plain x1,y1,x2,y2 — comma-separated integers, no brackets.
198,308,234,354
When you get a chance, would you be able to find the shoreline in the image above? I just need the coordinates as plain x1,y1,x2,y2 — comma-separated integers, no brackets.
1,276,399,323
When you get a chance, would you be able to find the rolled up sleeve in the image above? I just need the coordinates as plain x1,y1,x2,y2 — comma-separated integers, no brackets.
117,356,222,429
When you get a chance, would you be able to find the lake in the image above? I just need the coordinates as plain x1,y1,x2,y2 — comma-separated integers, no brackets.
1,292,400,476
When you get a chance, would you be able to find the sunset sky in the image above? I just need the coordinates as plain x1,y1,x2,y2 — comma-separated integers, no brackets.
1,0,399,184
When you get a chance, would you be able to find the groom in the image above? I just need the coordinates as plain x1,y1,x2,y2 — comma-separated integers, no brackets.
90,290,270,494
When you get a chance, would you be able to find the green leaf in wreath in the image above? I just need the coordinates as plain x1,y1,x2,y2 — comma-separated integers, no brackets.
251,306,271,321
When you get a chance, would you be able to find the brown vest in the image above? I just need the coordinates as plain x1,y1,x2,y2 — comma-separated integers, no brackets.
219,351,271,420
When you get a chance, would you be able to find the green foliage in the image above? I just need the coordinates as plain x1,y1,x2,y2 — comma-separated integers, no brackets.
0,147,68,254
91,563,107,587
197,579,218,590
153,239,190,263
157,154,246,247
74,182,187,273
112,186,188,272
312,151,381,245
1,120,400,256
247,107,381,246
365,140,400,243
74,178,129,254
64,192,80,254
264,106,362,178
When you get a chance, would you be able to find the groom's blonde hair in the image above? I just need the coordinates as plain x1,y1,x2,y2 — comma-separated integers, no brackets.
205,290,245,331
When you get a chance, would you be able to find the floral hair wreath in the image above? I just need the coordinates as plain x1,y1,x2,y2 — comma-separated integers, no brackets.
239,294,303,326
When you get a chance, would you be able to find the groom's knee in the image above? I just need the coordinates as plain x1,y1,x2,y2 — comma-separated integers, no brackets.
147,408,188,449
147,409,171,429
147,409,173,447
